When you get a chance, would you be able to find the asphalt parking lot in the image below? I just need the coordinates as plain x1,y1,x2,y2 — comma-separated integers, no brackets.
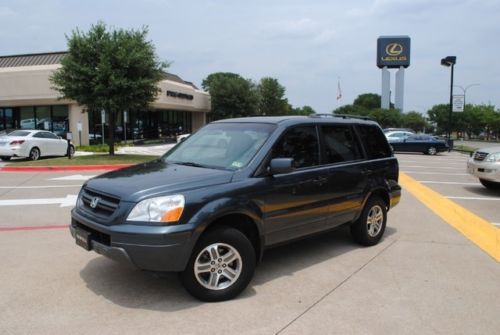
0,153,499,335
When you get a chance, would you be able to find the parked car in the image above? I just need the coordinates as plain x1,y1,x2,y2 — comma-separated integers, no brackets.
176,133,191,143
383,128,415,134
467,146,500,189
70,115,401,301
385,130,415,143
0,129,74,161
390,134,448,155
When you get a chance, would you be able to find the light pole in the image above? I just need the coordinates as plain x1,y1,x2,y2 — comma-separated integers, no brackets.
440,56,456,142
453,83,480,112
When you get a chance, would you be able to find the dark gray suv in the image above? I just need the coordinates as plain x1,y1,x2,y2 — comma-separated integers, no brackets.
71,115,401,301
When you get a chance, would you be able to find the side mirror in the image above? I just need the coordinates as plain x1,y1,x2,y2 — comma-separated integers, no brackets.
269,158,295,175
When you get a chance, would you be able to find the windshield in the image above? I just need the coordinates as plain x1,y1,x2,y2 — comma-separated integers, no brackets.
164,122,276,170
8,130,30,137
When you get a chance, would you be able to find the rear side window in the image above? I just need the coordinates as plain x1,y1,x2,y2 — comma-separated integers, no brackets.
357,125,392,159
272,126,320,168
321,125,362,163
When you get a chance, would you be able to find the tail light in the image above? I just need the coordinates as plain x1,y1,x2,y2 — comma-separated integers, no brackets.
9,140,25,145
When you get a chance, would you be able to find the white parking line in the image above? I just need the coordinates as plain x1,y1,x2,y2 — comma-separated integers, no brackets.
400,165,465,170
403,171,469,176
0,185,82,189
446,196,500,201
419,181,479,186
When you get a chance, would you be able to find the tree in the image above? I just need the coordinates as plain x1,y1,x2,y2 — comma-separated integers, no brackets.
51,22,166,155
353,93,381,110
290,105,316,115
202,72,259,120
257,77,289,115
369,108,402,128
401,111,428,132
333,104,369,116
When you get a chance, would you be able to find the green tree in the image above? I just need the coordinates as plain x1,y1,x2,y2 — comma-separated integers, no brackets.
51,22,166,155
427,104,450,134
333,104,369,116
257,77,289,115
202,72,259,120
401,111,428,132
369,108,402,128
290,105,316,115
353,93,381,110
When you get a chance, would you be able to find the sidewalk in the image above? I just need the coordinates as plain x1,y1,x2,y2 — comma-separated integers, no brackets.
115,143,176,156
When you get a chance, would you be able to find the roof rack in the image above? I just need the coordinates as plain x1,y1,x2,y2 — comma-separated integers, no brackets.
309,113,373,121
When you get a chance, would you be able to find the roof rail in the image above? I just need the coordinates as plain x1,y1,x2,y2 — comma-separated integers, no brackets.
309,113,373,121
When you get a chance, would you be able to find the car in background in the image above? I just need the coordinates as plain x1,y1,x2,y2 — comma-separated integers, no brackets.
391,134,448,155
0,129,74,161
385,130,415,143
467,146,500,189
176,133,191,142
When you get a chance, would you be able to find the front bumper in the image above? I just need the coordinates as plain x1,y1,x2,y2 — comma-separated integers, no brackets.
70,208,197,272
467,159,500,182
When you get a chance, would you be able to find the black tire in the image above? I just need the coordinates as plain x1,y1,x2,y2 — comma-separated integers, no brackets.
351,196,387,246
68,145,75,157
426,146,437,155
180,226,256,302
0,156,11,161
29,147,40,161
479,179,500,190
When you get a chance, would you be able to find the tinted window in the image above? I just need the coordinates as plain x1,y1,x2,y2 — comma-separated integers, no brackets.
357,125,392,159
273,126,319,168
32,132,45,138
8,130,30,137
44,132,59,139
322,125,362,163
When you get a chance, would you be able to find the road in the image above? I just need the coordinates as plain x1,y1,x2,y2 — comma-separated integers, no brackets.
0,155,499,335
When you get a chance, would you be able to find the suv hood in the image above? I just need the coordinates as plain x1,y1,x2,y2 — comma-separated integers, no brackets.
84,159,234,202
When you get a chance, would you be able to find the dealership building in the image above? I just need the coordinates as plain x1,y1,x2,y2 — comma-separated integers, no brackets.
0,52,211,145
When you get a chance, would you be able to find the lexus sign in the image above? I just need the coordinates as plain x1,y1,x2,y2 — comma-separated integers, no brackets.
377,36,411,68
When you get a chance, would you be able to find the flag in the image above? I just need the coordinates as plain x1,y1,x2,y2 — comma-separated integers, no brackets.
336,80,342,100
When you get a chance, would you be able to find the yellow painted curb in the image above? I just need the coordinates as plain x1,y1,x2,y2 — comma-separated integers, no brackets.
399,172,500,262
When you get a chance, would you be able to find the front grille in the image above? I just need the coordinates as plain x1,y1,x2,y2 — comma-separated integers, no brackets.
474,151,488,161
80,187,120,218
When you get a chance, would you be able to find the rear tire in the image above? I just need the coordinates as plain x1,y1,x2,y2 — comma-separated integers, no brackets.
29,147,40,161
351,196,387,246
0,156,11,161
426,146,437,155
180,226,256,302
479,179,500,190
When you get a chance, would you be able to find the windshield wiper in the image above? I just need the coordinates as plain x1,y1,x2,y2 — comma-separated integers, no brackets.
174,161,207,168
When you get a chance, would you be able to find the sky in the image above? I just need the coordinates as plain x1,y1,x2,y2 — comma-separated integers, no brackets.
0,0,499,114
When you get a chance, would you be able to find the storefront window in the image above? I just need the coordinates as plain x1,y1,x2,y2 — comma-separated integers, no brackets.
4,108,13,129
20,107,35,129
35,106,50,130
52,105,69,136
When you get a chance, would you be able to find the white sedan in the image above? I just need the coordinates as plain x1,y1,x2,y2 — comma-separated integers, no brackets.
0,130,74,161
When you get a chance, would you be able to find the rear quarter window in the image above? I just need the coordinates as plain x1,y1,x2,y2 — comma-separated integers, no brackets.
357,125,392,159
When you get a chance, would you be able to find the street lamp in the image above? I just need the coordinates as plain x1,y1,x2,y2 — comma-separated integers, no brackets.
441,56,456,142
453,83,480,112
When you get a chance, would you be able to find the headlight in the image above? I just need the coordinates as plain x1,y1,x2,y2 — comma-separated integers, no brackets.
127,195,185,223
485,152,500,162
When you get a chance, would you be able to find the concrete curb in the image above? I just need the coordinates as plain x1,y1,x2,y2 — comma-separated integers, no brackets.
0,164,132,172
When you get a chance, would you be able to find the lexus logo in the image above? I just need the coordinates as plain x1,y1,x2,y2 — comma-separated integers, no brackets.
385,43,403,56
90,197,101,209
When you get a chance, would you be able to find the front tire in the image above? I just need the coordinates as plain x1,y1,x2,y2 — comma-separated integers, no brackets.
426,146,437,155
29,147,40,161
351,196,387,246
180,226,256,302
0,156,11,161
479,179,500,190
68,145,75,157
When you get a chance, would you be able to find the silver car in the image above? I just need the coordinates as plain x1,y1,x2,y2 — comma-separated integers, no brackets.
467,146,500,189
